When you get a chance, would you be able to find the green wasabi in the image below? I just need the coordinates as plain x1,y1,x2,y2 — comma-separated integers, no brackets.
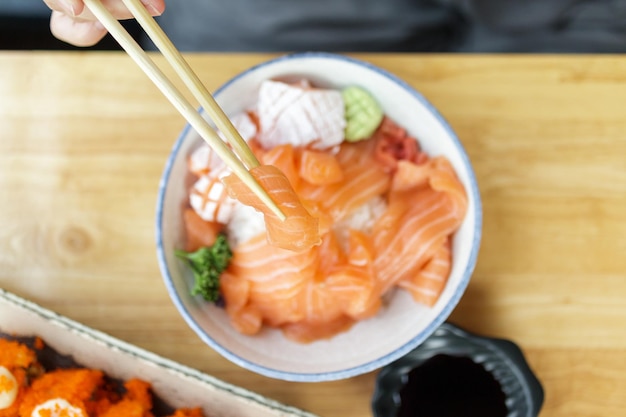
342,86,384,142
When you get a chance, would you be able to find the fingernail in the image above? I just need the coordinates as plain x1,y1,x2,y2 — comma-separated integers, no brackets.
141,0,163,16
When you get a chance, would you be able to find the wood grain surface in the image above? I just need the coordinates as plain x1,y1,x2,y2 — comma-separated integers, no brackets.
1,52,625,417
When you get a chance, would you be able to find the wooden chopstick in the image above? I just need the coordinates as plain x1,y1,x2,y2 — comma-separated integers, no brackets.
118,0,260,171
83,0,286,221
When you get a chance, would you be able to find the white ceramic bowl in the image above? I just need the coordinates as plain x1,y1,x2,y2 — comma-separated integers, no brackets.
156,52,482,382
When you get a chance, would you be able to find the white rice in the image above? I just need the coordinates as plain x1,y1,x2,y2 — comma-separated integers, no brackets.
225,202,266,248
225,195,388,251
333,196,388,251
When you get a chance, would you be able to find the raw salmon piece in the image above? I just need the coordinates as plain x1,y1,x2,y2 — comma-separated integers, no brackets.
375,201,455,293
297,151,391,223
222,165,321,251
297,276,347,327
284,238,349,330
398,238,452,307
281,315,355,344
219,271,263,334
219,271,250,313
373,157,467,293
325,230,381,320
182,208,223,252
256,80,345,150
315,231,346,275
228,304,263,335
228,234,317,326
298,149,344,185
189,175,238,224
260,144,301,188
296,233,368,325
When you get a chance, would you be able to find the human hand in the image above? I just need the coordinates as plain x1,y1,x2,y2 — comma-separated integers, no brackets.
43,0,166,47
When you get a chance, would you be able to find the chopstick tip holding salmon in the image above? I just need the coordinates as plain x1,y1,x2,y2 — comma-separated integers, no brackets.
222,164,322,252
175,79,468,343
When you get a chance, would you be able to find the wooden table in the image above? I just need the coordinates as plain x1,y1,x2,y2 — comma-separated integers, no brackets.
1,52,625,417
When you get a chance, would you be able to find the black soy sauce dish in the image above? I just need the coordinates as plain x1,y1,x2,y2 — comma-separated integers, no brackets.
372,323,544,417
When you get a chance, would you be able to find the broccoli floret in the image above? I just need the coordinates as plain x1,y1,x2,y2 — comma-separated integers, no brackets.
175,235,232,303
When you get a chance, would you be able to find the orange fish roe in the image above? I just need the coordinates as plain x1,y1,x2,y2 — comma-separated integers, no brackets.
0,339,41,417
0,373,15,392
0,339,38,370
0,338,206,417
19,368,103,417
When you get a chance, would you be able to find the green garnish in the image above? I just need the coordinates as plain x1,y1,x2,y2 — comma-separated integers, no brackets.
175,234,232,303
342,86,384,142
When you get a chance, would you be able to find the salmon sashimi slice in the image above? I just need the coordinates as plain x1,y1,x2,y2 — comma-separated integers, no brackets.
260,144,301,189
228,234,318,326
182,208,223,252
297,142,391,223
298,149,344,185
228,304,263,335
222,165,321,252
256,80,346,150
220,271,264,335
291,232,376,326
281,315,355,344
324,230,381,320
222,229,383,341
373,157,468,296
398,238,452,307
281,232,381,343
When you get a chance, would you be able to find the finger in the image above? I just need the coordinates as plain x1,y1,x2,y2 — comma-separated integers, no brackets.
45,0,165,21
80,0,165,21
50,10,108,47
43,0,85,16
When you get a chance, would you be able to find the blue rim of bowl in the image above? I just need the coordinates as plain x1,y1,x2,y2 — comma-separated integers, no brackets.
155,51,483,382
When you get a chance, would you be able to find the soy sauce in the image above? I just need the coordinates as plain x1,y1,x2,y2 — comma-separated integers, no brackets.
396,354,508,417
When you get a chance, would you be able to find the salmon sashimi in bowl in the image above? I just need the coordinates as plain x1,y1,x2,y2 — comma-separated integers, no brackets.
156,52,481,381
175,78,467,344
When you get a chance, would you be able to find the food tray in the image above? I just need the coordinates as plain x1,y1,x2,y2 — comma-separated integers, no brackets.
0,288,318,417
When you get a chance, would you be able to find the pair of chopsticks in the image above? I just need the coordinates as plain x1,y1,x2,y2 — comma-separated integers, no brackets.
83,0,286,221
